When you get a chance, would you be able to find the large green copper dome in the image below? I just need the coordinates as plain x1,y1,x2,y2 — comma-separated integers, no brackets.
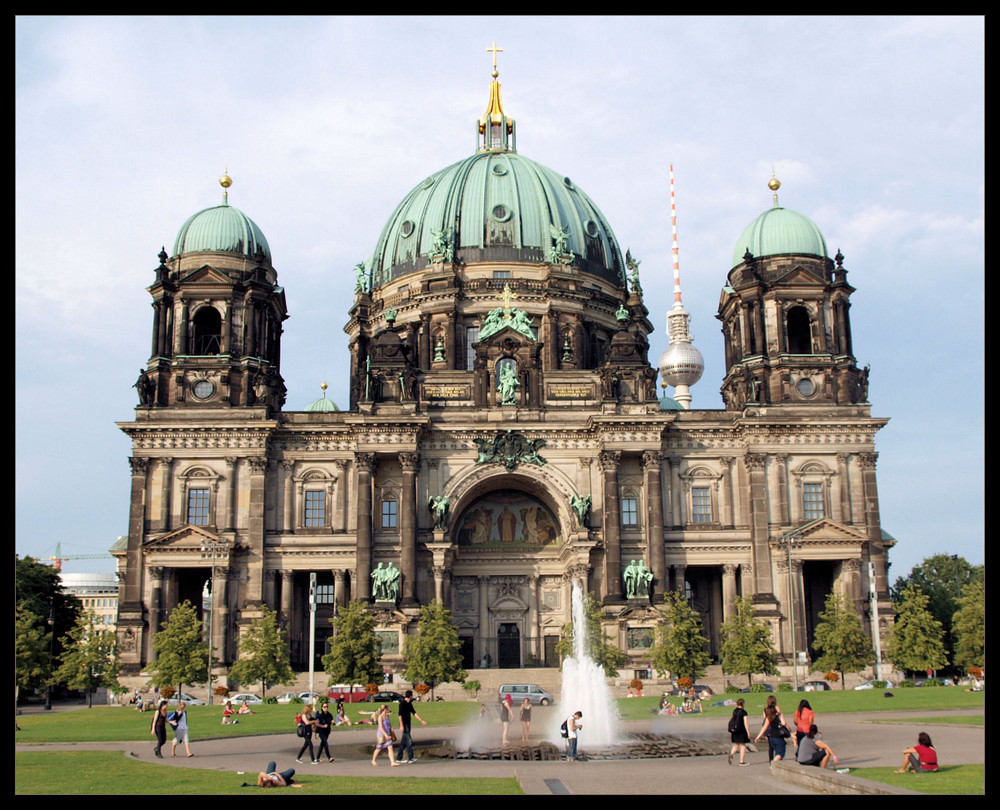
172,178,271,262
368,73,626,289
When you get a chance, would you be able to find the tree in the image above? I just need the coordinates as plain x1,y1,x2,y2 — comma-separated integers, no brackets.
146,600,210,698
51,610,120,708
228,605,294,699
402,600,466,700
555,590,627,677
719,596,779,689
15,556,80,674
322,599,384,689
650,590,712,681
15,603,51,727
810,590,874,689
886,584,948,676
892,554,984,666
951,580,985,672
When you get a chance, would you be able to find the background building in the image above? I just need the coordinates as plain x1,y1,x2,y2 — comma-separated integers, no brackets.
115,65,894,684
60,572,119,632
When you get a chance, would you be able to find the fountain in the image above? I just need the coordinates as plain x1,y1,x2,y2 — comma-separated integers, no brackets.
552,581,623,745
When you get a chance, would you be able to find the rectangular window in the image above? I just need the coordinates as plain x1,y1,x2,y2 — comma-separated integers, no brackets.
691,487,712,523
803,483,824,520
621,497,638,526
466,327,479,370
187,488,210,525
304,490,326,527
381,499,398,528
314,584,335,604
492,270,511,279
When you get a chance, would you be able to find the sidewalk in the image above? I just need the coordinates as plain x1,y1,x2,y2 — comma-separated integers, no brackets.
17,707,983,795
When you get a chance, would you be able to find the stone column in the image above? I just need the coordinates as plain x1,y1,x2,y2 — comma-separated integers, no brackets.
123,458,150,607
673,564,687,596
836,453,852,524
720,457,735,528
148,566,163,662
174,298,189,356
478,575,490,666
722,563,738,623
212,566,229,663
399,452,419,607
245,456,268,604
222,457,237,531
858,452,889,595
282,461,294,533
775,453,789,525
334,569,347,608
158,457,173,531
668,457,682,528
334,460,348,532
279,570,294,631
355,453,376,601
600,450,624,604
745,452,777,601
642,450,666,602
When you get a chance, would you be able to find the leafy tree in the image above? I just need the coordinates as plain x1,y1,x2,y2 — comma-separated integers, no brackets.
50,610,120,708
719,595,779,689
810,590,874,689
462,680,482,700
146,600,210,699
886,584,948,676
951,581,985,672
15,556,80,670
892,554,983,666
402,600,467,700
555,589,627,677
650,590,712,681
322,599,384,689
15,603,51,721
228,605,294,699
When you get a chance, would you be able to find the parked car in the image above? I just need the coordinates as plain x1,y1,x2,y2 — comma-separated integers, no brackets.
497,684,555,706
299,691,323,701
798,681,831,692
853,679,894,690
166,692,204,705
366,691,405,702
229,693,263,704
327,685,370,703
274,692,299,703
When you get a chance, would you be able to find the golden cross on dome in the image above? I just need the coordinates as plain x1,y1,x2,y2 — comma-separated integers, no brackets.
487,41,503,77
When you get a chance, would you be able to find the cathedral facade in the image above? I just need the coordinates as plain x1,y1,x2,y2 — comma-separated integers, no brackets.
114,68,894,680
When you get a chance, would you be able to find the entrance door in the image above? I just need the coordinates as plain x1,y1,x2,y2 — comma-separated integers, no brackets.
497,623,520,668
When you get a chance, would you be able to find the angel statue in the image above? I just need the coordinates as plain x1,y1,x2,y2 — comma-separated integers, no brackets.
570,493,592,528
428,494,450,530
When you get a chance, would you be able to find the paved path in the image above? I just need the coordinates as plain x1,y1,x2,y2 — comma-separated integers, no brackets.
17,706,983,794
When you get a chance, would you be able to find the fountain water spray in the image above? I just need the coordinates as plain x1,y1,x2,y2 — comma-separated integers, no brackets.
553,581,622,745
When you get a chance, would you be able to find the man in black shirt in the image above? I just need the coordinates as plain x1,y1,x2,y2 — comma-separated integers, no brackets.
396,690,427,764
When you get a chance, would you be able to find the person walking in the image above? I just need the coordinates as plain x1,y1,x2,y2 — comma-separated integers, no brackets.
793,699,815,747
754,704,792,763
150,700,168,758
519,697,532,742
565,711,583,762
727,698,751,766
295,705,318,764
396,690,426,764
168,701,193,757
371,705,399,767
315,700,336,762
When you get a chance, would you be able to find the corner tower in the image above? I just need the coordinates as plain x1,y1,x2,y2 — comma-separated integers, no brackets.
717,175,865,410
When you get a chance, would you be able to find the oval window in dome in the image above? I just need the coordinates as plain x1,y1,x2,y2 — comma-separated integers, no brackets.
400,220,415,238
491,204,512,223
585,220,599,237
563,177,574,188
491,162,508,176
421,176,435,189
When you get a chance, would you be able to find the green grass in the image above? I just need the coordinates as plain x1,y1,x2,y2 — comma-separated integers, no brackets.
849,764,984,795
14,750,522,795
15,700,483,744
869,715,983,727
614,688,985,723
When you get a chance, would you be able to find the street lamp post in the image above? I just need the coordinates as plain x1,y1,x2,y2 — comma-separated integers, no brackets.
200,539,224,707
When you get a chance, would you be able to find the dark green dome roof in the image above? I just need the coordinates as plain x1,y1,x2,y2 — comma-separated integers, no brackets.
172,178,271,262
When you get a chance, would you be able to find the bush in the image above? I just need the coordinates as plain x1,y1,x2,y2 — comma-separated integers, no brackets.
415,683,431,698
214,685,230,697
873,680,890,690
920,678,941,687
630,678,643,693
365,683,378,697
749,683,769,693
898,679,914,688
968,666,983,678
264,696,278,703
777,682,793,692
677,677,692,691
291,696,304,703
725,685,741,694
824,672,839,684
159,686,176,700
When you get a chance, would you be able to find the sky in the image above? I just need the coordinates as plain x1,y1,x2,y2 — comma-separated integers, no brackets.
15,16,983,583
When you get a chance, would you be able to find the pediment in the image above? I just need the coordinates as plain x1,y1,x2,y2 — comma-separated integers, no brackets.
178,264,235,287
144,525,228,553
777,518,870,545
773,265,825,286
477,324,535,347
489,594,529,614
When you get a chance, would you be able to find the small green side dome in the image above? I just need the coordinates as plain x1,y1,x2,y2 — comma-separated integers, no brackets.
732,205,827,269
173,202,271,262
369,150,626,288
658,394,683,411
304,383,338,412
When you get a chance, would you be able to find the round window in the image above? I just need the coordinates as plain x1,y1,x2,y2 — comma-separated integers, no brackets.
563,177,574,188
585,220,599,237
400,220,415,238
491,162,508,176
491,204,511,222
796,378,816,397
192,379,214,399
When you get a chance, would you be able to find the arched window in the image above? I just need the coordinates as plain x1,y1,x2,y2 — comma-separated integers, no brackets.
192,306,222,355
786,306,811,354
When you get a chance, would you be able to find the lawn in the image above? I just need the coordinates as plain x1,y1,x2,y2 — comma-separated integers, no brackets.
848,764,984,795
14,750,522,795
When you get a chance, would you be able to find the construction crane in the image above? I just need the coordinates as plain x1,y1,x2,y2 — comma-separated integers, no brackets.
47,542,113,572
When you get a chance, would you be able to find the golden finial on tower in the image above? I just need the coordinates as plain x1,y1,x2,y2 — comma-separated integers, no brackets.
220,168,232,204
487,41,503,78
768,170,781,206
320,381,328,392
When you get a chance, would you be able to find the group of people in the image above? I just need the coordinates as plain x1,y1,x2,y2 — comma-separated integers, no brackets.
726,697,839,768
149,699,192,759
221,698,255,724
496,694,533,745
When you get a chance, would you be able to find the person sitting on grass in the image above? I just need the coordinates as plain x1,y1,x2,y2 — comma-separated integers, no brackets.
335,703,353,726
896,731,939,773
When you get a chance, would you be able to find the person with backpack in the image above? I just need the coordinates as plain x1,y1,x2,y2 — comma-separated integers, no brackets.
294,705,318,764
727,698,751,766
563,711,583,762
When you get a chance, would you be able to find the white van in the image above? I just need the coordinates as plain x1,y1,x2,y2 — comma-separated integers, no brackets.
498,683,554,705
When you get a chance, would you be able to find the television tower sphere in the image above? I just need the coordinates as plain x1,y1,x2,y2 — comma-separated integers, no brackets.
658,341,705,387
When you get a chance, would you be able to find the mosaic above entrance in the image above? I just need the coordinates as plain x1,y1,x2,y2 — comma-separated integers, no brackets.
456,490,559,548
